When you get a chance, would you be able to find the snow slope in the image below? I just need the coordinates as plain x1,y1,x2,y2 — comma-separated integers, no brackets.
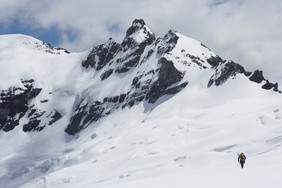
1,20,282,188
0,34,90,90
4,76,282,188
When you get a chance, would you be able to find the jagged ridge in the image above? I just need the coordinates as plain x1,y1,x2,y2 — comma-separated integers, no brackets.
0,19,280,135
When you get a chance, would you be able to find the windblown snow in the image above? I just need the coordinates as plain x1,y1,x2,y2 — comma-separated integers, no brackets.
1,26,282,188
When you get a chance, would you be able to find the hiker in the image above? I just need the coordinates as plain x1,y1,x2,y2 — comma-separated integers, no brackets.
238,153,246,168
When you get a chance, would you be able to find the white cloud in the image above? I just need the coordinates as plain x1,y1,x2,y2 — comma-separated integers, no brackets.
1,0,282,84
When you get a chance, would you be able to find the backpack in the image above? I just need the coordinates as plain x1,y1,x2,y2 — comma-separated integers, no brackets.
239,153,246,162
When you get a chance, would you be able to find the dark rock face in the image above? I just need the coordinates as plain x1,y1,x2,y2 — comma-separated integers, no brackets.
208,61,245,87
122,19,156,48
125,19,146,38
48,111,62,125
65,111,85,135
262,81,279,91
146,58,186,103
207,56,223,67
66,92,137,135
0,79,63,132
36,41,70,54
66,95,125,135
0,80,42,132
115,20,156,74
101,69,114,80
66,102,105,135
23,119,42,132
157,30,179,55
82,39,120,70
248,70,280,92
208,63,280,92
22,108,62,132
249,70,264,83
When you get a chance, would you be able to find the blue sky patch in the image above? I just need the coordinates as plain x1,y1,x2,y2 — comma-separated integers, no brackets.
0,19,62,46
109,24,120,33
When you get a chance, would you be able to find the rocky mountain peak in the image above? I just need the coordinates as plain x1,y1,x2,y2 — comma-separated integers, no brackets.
122,19,155,49
0,19,280,136
125,19,146,37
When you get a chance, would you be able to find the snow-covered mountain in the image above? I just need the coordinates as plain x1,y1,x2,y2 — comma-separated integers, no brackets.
1,19,282,188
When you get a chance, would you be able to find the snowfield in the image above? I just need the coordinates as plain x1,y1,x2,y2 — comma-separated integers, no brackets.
1,32,282,188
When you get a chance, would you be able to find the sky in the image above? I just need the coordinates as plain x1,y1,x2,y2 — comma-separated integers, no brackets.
0,0,282,83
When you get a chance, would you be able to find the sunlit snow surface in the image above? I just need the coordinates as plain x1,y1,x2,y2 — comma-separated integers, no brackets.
0,34,282,188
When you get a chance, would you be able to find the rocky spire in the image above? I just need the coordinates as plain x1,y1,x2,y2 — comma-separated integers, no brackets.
125,19,147,37
121,19,155,49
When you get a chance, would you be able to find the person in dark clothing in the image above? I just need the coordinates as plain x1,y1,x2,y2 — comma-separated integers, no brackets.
238,153,246,168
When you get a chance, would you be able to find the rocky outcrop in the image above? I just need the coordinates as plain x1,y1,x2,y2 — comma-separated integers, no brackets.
82,39,120,70
115,19,156,73
249,70,280,92
146,58,186,103
0,79,64,132
207,56,223,67
208,61,245,87
208,62,280,92
0,80,42,132
34,41,70,54
22,108,63,132
122,19,156,48
262,81,279,91
249,70,264,83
